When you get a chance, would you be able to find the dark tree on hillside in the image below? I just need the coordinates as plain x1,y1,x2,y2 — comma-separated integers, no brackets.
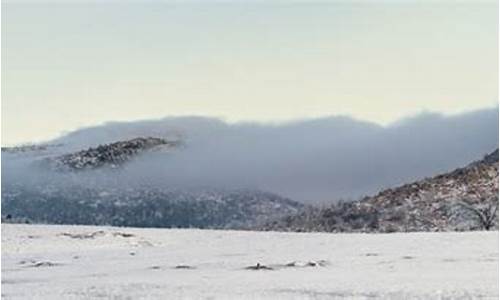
456,196,499,231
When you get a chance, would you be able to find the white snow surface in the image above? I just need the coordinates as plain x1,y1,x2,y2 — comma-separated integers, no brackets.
1,224,498,299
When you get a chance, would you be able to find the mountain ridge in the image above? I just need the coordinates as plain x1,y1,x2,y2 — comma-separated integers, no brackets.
1,136,305,229
44,137,180,171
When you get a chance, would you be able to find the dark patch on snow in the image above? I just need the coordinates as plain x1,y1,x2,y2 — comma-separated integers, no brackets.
174,265,195,270
26,261,62,268
245,263,273,270
284,260,329,268
401,256,415,260
59,231,105,239
18,259,35,265
112,232,135,238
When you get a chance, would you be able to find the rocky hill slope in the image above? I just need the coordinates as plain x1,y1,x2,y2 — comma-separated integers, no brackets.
1,137,304,229
2,186,303,229
262,149,499,233
44,137,179,171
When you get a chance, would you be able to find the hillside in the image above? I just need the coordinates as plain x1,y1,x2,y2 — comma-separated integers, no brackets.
44,137,180,171
2,134,497,232
1,136,304,229
263,149,499,232
1,186,303,229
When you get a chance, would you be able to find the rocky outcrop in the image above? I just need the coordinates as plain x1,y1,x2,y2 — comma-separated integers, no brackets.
45,137,179,171
263,149,499,233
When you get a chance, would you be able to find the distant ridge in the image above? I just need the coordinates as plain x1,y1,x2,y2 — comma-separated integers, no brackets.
1,144,63,154
1,186,305,229
1,136,305,229
45,137,179,171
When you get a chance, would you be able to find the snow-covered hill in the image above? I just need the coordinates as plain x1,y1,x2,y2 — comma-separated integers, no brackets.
264,149,499,233
1,186,303,229
44,137,180,171
1,137,304,229
2,224,498,299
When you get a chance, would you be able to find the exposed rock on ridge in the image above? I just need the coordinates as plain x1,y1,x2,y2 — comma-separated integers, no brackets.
46,137,179,171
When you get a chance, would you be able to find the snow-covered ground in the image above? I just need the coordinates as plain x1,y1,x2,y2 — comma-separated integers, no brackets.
1,224,498,299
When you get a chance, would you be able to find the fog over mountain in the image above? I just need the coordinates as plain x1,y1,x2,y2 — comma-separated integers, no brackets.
3,108,498,204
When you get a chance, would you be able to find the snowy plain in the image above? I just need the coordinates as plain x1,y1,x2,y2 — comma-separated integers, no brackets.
1,224,498,299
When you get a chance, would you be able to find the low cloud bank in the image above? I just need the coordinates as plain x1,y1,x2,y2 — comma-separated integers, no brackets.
3,108,498,203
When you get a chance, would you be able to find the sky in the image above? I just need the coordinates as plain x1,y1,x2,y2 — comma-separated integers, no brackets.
1,0,498,145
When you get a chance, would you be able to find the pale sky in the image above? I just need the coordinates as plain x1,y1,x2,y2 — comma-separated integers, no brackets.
2,0,498,145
